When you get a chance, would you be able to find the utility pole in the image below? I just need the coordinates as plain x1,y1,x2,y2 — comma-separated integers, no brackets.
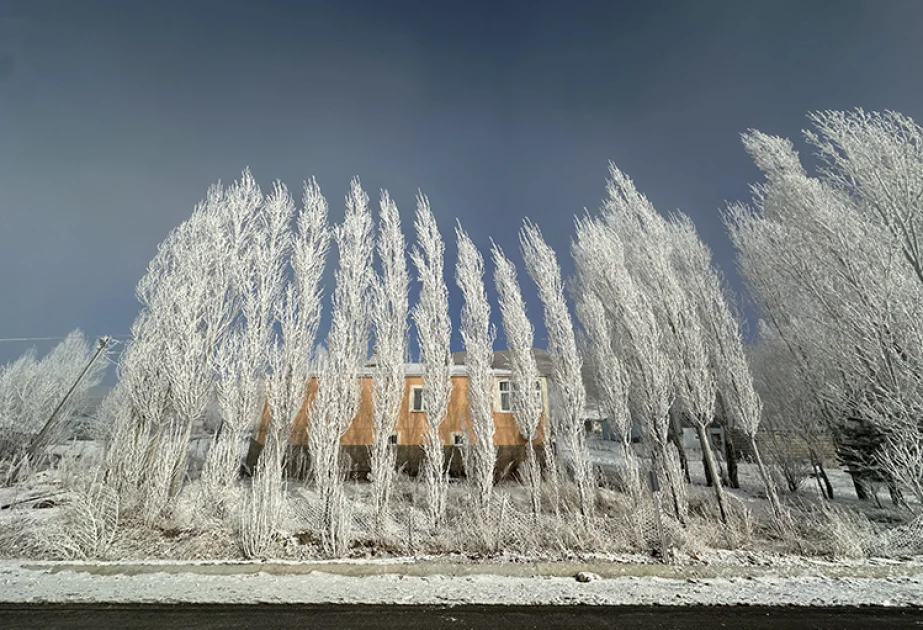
27,336,112,463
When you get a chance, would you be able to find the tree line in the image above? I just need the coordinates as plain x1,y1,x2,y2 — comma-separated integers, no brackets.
2,108,920,558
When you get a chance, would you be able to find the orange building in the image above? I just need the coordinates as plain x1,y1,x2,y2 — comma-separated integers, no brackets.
248,352,552,478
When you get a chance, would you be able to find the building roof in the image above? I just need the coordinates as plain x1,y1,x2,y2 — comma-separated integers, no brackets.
451,349,553,376
358,362,512,378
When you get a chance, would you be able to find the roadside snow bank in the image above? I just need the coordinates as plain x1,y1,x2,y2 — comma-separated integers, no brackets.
0,561,920,607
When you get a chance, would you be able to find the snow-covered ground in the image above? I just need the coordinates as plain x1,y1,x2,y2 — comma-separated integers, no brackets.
588,435,916,514
1,558,921,606
4,438,923,607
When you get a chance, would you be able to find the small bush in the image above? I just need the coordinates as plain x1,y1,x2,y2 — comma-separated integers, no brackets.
238,457,285,559
880,515,923,557
779,501,881,558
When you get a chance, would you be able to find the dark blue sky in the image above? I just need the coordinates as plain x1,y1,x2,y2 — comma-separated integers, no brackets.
1,0,922,364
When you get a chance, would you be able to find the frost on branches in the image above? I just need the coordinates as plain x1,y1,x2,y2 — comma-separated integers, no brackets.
370,190,409,533
250,178,329,558
572,208,687,523
520,220,594,519
0,330,107,472
6,107,915,565
202,173,286,515
492,243,544,516
410,193,454,530
455,224,497,516
310,178,374,556
104,314,173,512
728,110,923,509
574,292,639,499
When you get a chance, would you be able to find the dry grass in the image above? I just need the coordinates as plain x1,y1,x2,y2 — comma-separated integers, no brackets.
762,499,881,559
882,515,923,557
0,450,119,560
3,451,921,564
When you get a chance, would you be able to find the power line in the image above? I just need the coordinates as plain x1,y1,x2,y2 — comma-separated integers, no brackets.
0,335,131,343
0,337,70,342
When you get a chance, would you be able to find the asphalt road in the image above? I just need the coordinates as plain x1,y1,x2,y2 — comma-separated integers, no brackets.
1,605,922,630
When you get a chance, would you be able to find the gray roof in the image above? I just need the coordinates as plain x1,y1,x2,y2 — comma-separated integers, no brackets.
451,349,553,377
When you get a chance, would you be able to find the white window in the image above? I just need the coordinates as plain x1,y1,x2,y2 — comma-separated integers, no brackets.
451,432,465,446
498,380,512,412
409,386,424,412
499,379,542,413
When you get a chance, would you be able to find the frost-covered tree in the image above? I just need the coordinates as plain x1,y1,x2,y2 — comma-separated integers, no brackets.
594,164,742,522
598,167,725,522
0,330,107,467
575,292,639,499
572,213,686,522
455,224,497,515
310,178,374,555
0,352,43,466
748,322,833,498
807,112,923,503
612,211,729,523
410,193,454,530
242,179,329,558
663,251,725,521
136,176,246,502
111,170,265,525
520,221,594,518
104,314,173,508
727,111,923,504
202,175,290,513
370,190,409,533
492,243,544,516
670,214,782,518
262,179,329,466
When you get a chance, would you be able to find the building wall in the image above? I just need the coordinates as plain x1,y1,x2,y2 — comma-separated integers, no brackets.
255,373,548,448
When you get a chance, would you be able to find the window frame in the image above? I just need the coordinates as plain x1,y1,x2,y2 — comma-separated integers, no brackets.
409,385,425,413
498,379,512,412
498,378,542,413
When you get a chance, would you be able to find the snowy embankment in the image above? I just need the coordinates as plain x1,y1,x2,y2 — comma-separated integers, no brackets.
2,558,921,607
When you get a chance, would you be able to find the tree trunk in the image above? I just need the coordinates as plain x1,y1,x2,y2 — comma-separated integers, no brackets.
888,480,905,508
169,415,196,499
818,462,833,500
652,443,685,525
540,433,561,519
748,434,783,520
524,439,541,517
620,440,642,500
203,422,243,489
702,448,714,487
850,472,870,501
696,423,729,524
808,450,833,500
812,461,829,499
140,426,163,488
724,432,739,489
371,440,397,536
669,409,691,484
701,427,729,487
